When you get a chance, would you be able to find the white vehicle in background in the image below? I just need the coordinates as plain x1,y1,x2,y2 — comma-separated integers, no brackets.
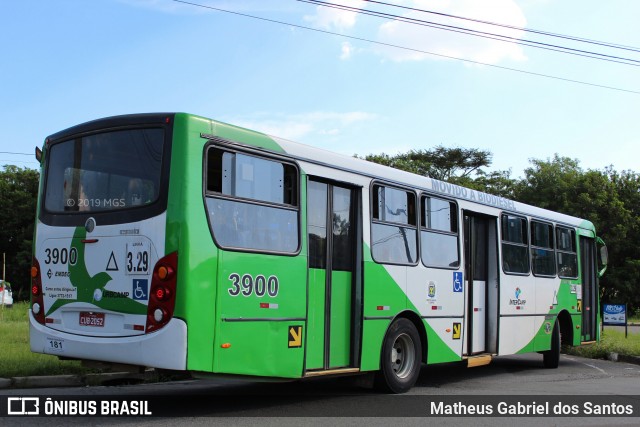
0,281,13,307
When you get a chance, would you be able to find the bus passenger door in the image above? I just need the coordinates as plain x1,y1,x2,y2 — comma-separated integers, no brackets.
579,236,598,342
463,212,499,355
306,178,361,371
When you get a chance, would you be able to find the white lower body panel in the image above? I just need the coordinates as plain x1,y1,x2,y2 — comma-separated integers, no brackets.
30,311,187,370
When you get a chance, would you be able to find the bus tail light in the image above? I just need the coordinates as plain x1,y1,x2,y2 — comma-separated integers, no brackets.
31,257,45,325
146,252,178,333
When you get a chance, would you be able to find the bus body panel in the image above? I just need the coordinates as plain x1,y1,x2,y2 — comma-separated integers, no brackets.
31,113,603,386
31,114,177,368
34,214,165,337
30,312,187,369
169,114,218,372
211,250,308,377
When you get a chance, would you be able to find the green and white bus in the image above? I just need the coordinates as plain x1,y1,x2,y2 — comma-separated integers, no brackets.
30,113,607,393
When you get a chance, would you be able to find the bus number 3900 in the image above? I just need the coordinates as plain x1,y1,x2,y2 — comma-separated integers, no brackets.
44,247,78,265
228,273,279,297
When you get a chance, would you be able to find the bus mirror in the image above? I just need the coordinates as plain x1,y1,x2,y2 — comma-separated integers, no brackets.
596,237,608,278
35,147,42,164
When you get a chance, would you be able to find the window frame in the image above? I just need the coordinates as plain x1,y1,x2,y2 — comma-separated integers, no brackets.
556,225,579,279
420,195,460,270
530,220,556,278
203,144,301,256
501,213,531,276
369,181,419,266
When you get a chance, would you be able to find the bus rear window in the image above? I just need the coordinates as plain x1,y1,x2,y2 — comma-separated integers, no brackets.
44,129,165,213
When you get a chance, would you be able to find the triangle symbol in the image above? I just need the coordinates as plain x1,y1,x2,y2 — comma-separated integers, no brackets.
106,251,119,271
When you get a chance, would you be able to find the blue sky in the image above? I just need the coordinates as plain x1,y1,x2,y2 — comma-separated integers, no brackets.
1,0,639,178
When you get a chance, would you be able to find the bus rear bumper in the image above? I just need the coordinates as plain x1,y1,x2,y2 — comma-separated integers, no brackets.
29,311,187,370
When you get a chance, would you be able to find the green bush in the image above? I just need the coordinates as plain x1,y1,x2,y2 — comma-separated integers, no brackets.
566,329,640,359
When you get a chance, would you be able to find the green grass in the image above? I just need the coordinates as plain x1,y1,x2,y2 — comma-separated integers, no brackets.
566,329,640,359
0,301,93,378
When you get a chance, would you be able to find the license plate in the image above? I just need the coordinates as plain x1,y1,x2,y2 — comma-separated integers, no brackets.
79,311,105,327
45,337,65,353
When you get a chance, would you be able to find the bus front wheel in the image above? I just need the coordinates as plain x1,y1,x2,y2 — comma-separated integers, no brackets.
543,321,560,369
375,318,422,393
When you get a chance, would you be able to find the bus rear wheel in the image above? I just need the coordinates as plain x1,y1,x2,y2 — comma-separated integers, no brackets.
375,318,422,393
543,321,560,369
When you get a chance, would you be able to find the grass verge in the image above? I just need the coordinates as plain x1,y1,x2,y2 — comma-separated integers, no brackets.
0,301,93,378
566,329,640,359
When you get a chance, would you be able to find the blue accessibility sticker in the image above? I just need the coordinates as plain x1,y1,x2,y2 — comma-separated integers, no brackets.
132,279,148,301
453,272,463,293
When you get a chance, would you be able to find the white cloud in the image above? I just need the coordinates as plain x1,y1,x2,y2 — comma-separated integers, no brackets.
226,111,377,141
375,0,528,64
304,0,367,31
340,41,354,60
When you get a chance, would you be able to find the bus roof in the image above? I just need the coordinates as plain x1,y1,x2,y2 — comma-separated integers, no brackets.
44,112,595,232
198,114,593,232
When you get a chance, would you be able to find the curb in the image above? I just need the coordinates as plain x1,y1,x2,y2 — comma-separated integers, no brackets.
12,375,83,389
0,370,157,390
607,352,640,365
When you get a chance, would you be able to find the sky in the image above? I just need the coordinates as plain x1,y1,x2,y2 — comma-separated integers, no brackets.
1,0,639,178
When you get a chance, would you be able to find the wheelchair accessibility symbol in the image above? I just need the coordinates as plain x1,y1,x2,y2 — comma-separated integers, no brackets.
453,272,463,293
132,279,148,301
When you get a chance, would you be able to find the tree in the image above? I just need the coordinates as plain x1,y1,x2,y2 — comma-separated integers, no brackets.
0,165,39,300
469,169,517,199
598,169,640,312
359,145,492,179
358,146,516,197
513,155,583,212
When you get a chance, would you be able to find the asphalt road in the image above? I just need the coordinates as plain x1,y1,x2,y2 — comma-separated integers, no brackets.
2,353,639,426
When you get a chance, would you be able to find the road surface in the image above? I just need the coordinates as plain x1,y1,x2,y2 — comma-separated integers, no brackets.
1,353,639,426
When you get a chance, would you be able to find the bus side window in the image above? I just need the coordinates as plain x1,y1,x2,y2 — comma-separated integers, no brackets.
531,221,555,277
421,196,459,269
205,147,299,254
556,227,578,278
370,184,418,265
501,214,530,275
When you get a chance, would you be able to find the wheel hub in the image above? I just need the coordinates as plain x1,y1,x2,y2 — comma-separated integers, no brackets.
391,333,415,379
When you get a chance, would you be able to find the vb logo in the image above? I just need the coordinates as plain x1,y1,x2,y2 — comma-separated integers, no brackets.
7,397,40,415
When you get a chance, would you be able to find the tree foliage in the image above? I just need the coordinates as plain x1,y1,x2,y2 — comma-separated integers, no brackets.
359,146,492,179
360,146,519,197
0,165,40,300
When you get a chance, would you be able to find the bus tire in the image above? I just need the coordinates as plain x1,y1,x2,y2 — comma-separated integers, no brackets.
543,321,560,369
375,318,422,393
